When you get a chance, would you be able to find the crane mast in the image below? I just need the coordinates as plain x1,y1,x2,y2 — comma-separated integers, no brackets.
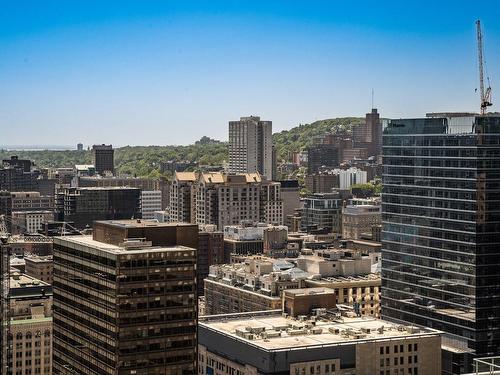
476,19,492,115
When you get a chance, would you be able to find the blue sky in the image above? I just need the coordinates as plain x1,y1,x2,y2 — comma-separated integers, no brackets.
1,1,499,147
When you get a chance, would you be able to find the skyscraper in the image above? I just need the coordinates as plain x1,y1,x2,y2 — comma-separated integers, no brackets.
91,144,114,176
382,114,500,374
52,220,198,375
228,116,274,179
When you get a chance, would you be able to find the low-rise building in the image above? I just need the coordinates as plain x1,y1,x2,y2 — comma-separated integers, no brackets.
25,255,53,284
10,192,54,211
8,236,53,256
282,287,336,317
205,248,381,318
11,210,54,235
204,257,308,315
9,273,52,375
223,223,288,257
342,204,381,240
305,274,381,318
198,310,442,375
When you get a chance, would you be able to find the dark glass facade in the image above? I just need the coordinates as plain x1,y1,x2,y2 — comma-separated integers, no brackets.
381,115,500,374
53,235,197,375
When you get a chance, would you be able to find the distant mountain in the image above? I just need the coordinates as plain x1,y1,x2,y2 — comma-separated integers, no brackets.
0,117,365,176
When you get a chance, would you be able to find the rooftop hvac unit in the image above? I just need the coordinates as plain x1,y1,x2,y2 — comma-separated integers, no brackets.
288,329,307,335
328,327,340,334
406,326,420,334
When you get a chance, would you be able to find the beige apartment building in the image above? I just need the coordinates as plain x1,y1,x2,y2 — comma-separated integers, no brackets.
171,171,283,229
342,204,381,240
24,255,53,284
9,273,53,375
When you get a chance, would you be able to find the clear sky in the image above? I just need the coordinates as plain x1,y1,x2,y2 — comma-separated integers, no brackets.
1,0,500,147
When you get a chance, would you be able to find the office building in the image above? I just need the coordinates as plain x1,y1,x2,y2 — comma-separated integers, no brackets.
75,175,170,209
342,204,381,240
53,220,198,375
307,144,339,174
279,180,301,221
228,116,274,179
55,187,141,229
0,156,39,192
9,272,53,375
352,108,382,157
199,310,442,375
300,193,343,234
382,114,500,373
141,190,162,220
77,143,83,151
91,144,114,176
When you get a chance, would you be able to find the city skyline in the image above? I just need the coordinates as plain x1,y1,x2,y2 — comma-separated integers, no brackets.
1,1,500,146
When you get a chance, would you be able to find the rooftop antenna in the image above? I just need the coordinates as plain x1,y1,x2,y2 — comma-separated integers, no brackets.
371,88,375,109
476,20,492,115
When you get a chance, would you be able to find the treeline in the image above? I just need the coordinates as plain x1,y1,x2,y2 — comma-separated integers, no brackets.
1,117,364,177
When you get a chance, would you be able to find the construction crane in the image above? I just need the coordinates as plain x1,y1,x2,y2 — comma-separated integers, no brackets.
0,216,11,375
476,19,493,115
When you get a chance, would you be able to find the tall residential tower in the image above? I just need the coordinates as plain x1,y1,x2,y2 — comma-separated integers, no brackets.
228,116,274,180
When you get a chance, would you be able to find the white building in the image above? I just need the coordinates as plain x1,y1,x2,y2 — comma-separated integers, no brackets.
337,167,367,189
11,211,54,235
140,190,162,220
228,116,274,180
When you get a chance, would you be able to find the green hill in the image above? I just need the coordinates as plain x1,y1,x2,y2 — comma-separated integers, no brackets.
0,117,365,177
273,117,364,161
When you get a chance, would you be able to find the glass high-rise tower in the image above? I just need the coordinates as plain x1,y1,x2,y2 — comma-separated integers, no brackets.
382,114,500,374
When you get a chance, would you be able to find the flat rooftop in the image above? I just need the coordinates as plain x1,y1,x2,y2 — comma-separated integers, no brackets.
54,235,195,255
283,287,334,296
200,311,441,351
10,273,50,289
25,255,53,263
94,219,196,229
